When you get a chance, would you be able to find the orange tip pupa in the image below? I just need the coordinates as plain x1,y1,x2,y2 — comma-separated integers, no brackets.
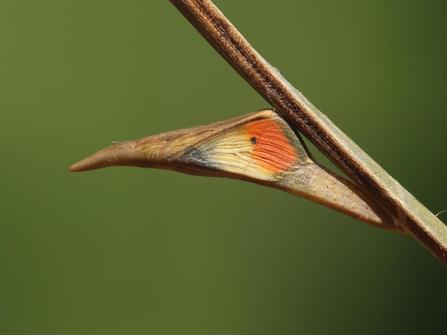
69,109,402,233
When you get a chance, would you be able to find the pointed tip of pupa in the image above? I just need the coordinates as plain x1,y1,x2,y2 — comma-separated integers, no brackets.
68,141,141,172
68,159,94,172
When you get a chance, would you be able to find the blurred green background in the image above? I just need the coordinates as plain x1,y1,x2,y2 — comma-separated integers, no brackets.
1,1,447,334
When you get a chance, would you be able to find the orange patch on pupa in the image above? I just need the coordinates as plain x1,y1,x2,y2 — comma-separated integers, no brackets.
244,119,298,173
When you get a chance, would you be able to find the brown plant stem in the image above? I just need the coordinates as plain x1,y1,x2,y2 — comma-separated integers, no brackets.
169,0,447,264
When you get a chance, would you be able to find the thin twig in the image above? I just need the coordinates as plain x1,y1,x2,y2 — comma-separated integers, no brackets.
169,0,447,265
